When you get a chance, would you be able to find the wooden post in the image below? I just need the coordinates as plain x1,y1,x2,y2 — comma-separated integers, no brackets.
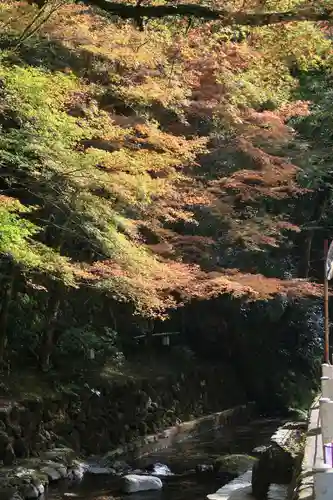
324,239,330,364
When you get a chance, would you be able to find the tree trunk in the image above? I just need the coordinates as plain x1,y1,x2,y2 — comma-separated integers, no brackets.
84,0,333,25
40,284,61,372
298,188,331,278
0,263,15,366
298,230,314,279
39,218,68,371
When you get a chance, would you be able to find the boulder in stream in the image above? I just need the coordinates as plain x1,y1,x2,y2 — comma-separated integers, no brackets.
98,457,131,475
11,494,24,500
0,465,48,500
20,483,42,499
67,460,88,481
122,474,163,493
111,460,132,475
4,493,24,500
86,464,115,475
252,446,268,456
0,446,87,499
195,464,214,474
146,463,173,476
39,459,67,480
42,447,76,466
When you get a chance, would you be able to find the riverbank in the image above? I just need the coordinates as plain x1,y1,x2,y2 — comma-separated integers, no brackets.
0,359,248,460
45,417,284,500
0,403,258,500
0,354,311,500
0,359,251,499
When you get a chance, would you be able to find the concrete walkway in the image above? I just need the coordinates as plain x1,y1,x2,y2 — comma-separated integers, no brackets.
297,398,322,500
207,469,288,500
207,470,254,500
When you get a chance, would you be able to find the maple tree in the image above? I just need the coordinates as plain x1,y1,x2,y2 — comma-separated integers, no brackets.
0,0,330,383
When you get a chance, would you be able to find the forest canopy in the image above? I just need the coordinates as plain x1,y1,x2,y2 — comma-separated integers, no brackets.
0,0,331,372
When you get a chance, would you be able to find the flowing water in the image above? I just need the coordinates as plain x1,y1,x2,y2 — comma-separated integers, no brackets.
46,418,283,500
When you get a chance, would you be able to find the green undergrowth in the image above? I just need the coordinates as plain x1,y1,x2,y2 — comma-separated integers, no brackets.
0,354,239,401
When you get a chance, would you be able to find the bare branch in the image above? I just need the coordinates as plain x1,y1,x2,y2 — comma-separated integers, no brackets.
83,0,333,25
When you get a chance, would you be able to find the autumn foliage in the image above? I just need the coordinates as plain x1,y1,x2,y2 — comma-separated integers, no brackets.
0,0,330,323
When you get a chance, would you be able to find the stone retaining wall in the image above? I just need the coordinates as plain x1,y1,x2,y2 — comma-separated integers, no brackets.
107,402,256,461
0,366,248,464
0,364,254,500
290,397,320,500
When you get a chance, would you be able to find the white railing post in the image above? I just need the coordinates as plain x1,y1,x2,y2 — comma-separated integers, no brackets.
322,376,330,398
314,464,333,500
322,364,333,379
321,377,333,400
320,398,333,445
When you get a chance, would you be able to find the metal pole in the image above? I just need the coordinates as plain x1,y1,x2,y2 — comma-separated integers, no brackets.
324,239,330,364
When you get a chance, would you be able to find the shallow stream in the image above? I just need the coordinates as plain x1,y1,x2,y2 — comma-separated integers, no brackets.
46,418,282,500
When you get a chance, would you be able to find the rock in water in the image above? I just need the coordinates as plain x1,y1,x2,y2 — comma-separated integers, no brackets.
67,461,88,481
195,464,214,474
147,463,173,476
20,484,40,499
122,474,163,493
109,460,131,475
99,458,131,475
39,460,67,481
12,494,24,500
86,464,115,475
252,446,268,456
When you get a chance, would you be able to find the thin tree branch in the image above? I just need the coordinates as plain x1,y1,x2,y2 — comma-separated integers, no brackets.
16,0,66,47
83,1,333,25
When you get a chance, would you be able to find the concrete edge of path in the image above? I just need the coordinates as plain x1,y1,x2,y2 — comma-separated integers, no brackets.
296,396,322,500
207,469,254,500
104,402,256,461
